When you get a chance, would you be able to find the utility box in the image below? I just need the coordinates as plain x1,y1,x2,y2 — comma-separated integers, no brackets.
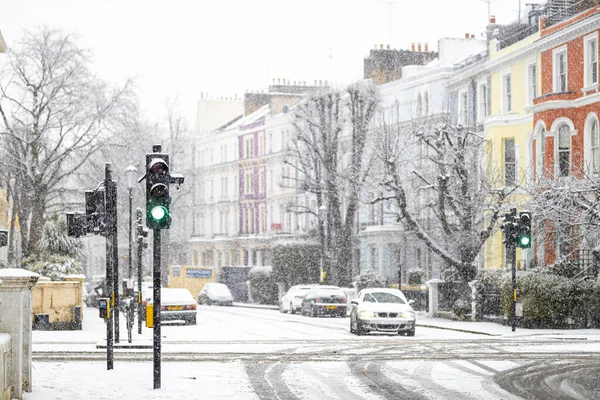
145,304,154,328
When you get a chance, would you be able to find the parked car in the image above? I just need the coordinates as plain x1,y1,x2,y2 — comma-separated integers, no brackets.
198,282,234,306
147,288,197,325
279,285,316,314
300,285,347,317
349,288,416,336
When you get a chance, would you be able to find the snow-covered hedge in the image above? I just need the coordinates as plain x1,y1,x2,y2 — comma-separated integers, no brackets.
499,271,600,328
354,269,385,292
248,266,278,305
23,255,83,281
272,242,320,287
407,268,424,285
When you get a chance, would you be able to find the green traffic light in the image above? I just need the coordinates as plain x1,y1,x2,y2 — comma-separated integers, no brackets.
150,206,168,221
519,236,530,246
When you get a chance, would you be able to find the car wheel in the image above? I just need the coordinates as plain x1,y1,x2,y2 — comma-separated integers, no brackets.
406,327,415,337
350,319,356,334
356,321,365,336
187,316,197,325
289,303,295,314
206,299,212,306
311,305,317,318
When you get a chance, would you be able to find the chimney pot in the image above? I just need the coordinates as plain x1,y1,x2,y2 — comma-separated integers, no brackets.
411,43,415,51
418,43,422,52
386,44,390,49
471,34,475,39
277,78,281,84
325,80,328,87
380,44,383,49
465,33,469,38
424,43,429,52
490,15,496,24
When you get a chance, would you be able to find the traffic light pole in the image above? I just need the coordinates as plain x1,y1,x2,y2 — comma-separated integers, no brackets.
153,228,161,390
508,243,517,332
137,208,143,335
108,176,120,344
104,164,114,370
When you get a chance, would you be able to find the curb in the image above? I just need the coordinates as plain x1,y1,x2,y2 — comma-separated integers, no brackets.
416,323,498,336
232,302,278,310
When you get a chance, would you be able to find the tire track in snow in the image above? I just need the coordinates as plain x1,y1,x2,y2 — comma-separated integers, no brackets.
244,361,297,400
348,359,428,400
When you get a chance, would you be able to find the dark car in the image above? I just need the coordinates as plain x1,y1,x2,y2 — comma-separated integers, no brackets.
300,285,347,317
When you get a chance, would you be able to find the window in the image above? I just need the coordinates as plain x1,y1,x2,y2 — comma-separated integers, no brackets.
502,73,512,112
417,93,423,117
553,47,567,93
591,119,599,173
244,170,253,194
527,63,537,105
244,136,254,159
220,145,227,163
458,90,468,125
585,34,598,87
536,127,545,179
258,169,264,194
477,83,488,122
221,177,228,198
504,138,516,186
258,133,265,155
423,92,429,116
268,131,273,153
558,124,571,177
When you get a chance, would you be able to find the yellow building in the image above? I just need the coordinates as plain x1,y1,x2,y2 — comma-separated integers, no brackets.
482,28,543,269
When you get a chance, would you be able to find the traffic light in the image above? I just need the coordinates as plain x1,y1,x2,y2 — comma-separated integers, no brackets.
145,152,171,229
0,230,7,247
135,209,149,239
85,189,106,234
517,211,532,248
501,208,518,245
66,212,89,238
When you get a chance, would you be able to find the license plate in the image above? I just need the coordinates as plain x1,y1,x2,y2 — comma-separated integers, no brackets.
168,306,182,311
325,305,338,310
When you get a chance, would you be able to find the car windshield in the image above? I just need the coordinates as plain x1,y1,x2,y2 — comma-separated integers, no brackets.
364,292,406,304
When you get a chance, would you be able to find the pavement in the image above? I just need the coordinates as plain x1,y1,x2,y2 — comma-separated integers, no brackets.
232,302,600,339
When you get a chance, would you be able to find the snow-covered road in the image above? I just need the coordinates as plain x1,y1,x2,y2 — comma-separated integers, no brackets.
25,306,600,399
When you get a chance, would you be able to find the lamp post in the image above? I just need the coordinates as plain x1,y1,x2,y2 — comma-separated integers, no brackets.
318,205,327,284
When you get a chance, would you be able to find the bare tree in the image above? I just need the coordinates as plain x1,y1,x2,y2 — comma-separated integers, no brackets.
287,82,378,286
0,26,133,258
373,120,513,284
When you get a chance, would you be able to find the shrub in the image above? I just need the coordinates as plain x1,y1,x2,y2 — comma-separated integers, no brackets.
272,242,321,288
407,268,424,285
248,266,278,305
23,255,82,281
354,269,385,292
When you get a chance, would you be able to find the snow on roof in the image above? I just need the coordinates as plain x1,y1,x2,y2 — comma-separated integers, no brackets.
0,268,39,278
227,104,270,131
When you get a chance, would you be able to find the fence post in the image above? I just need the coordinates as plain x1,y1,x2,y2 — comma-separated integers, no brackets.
425,279,445,317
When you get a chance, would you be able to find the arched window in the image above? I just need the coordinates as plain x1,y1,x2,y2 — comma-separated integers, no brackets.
591,119,599,173
558,124,571,177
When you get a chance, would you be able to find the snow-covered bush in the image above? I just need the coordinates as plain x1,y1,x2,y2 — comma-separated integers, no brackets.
407,268,424,285
354,269,385,292
546,260,580,279
22,214,83,281
248,266,278,305
272,242,321,288
24,255,82,281
499,271,600,328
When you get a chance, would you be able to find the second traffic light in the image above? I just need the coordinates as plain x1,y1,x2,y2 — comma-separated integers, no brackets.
146,151,171,229
517,211,532,248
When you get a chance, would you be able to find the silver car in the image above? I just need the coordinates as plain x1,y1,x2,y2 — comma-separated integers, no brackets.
279,285,316,314
350,288,416,336
198,282,234,306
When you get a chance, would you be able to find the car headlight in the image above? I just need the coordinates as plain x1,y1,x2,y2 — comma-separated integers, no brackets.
358,310,376,319
400,311,416,320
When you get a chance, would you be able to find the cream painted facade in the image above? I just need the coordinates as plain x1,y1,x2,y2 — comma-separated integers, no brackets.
482,31,542,269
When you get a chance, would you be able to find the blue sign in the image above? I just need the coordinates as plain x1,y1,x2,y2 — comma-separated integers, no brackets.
172,267,180,277
186,268,213,279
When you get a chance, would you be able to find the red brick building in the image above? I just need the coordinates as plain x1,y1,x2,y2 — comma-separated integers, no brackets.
531,5,600,264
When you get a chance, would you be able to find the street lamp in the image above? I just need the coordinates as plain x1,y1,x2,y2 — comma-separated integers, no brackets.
125,164,138,281
318,205,327,284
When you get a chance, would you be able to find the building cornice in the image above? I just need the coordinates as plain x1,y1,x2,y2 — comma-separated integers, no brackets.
529,91,600,113
484,112,533,129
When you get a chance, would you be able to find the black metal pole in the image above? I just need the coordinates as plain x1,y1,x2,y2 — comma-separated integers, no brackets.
153,228,161,390
105,164,114,370
509,243,517,332
137,208,143,335
128,189,133,280
111,179,120,343
398,264,402,292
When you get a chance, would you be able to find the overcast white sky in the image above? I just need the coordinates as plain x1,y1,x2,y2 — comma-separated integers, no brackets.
0,0,532,122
